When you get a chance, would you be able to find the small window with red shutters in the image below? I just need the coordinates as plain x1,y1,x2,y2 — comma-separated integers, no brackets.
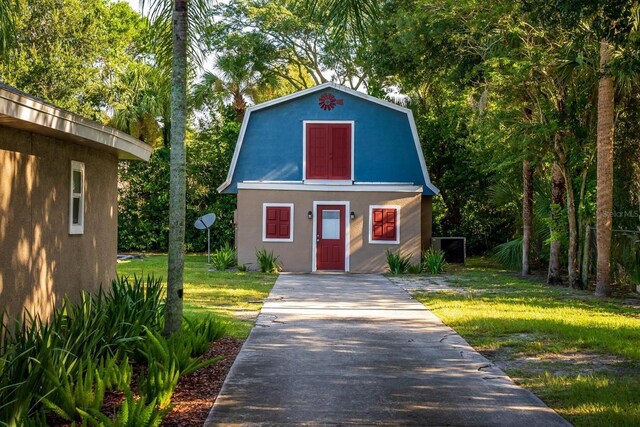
369,205,400,244
263,203,294,242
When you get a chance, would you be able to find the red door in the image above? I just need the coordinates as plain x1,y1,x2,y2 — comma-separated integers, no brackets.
306,124,351,180
316,205,346,271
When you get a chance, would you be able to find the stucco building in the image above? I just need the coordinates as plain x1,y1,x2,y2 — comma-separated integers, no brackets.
218,83,439,272
0,84,151,321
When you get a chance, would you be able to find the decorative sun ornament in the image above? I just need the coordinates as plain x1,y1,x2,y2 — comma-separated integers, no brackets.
318,93,344,111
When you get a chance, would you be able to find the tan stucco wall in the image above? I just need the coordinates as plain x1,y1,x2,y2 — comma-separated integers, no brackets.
237,189,426,273
0,125,118,321
421,196,433,250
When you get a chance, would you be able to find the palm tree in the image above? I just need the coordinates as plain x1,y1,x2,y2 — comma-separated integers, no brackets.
595,39,615,297
108,63,171,146
162,0,188,335
193,34,277,122
142,0,213,335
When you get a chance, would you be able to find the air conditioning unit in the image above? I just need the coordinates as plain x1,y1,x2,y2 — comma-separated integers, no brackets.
432,237,466,264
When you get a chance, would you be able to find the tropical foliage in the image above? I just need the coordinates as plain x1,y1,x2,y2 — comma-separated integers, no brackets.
0,0,638,294
0,276,226,426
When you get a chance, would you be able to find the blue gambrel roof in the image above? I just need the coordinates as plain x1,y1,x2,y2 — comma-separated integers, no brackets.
217,82,439,195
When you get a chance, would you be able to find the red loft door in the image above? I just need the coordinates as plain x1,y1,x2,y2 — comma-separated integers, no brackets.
306,123,351,180
316,205,346,271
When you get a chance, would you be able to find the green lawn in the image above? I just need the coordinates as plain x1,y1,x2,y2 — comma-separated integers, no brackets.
117,254,277,338
414,258,640,427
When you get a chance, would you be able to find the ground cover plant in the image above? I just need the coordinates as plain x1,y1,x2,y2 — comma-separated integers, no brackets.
413,258,640,426
255,248,282,273
117,254,277,339
210,243,237,271
0,275,227,426
385,249,412,274
421,248,447,274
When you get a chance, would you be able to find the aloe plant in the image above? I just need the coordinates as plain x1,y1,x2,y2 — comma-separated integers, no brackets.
211,243,237,271
422,248,447,274
386,249,412,274
255,247,281,273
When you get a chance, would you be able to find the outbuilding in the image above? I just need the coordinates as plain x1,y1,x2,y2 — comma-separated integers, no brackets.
0,84,151,321
218,82,439,272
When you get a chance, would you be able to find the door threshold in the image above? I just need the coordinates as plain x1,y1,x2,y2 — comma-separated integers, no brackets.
312,270,348,274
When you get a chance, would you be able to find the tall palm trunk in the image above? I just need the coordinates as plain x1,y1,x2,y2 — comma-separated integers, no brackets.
565,170,580,288
522,160,534,276
233,91,246,122
596,39,615,297
165,0,188,336
554,132,580,288
548,162,565,285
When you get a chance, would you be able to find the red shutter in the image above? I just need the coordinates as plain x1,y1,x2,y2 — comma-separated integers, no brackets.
306,124,351,180
371,208,397,241
265,206,291,239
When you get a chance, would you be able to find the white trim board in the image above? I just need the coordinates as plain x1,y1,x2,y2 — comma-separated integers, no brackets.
216,82,439,194
312,201,350,272
262,203,294,242
237,182,423,193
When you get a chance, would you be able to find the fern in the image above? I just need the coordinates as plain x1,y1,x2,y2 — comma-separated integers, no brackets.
40,359,105,422
85,385,169,427
139,359,179,409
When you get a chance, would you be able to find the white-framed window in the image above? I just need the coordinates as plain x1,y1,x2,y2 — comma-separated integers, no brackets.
368,205,400,244
262,203,294,242
69,160,85,234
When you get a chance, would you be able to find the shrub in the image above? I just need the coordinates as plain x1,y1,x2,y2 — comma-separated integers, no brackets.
422,248,447,274
0,275,166,426
139,328,223,378
408,263,423,274
211,243,237,271
237,263,247,272
386,249,412,274
255,248,281,273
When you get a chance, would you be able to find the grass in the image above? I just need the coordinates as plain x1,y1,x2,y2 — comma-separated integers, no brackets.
413,258,640,427
117,254,277,339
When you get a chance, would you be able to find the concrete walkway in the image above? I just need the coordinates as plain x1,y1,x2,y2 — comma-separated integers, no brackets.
205,274,570,426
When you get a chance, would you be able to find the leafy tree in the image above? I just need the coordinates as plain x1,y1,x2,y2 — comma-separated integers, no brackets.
524,0,640,295
0,0,146,118
216,0,373,90
0,0,17,54
193,32,278,121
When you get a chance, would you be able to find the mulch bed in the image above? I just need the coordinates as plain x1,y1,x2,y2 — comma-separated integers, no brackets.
46,337,244,427
162,337,244,426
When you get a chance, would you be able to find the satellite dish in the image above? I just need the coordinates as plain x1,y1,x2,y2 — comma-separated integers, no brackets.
195,213,216,230
195,213,217,264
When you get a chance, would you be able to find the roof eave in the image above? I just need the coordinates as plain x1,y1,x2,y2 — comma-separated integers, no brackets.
0,86,151,161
